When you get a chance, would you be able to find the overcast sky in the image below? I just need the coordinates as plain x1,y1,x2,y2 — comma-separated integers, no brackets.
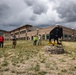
0,0,76,31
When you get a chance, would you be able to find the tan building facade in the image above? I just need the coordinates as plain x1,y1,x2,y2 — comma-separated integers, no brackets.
0,24,76,41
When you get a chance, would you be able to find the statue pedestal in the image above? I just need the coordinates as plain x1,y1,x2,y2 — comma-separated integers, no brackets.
44,45,64,54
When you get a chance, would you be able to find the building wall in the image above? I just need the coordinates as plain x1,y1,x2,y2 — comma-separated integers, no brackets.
62,26,76,40
25,25,76,41
1,25,76,41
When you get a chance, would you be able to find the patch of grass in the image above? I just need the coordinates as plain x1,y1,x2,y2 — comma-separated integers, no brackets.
58,72,62,75
12,63,17,66
61,69,67,72
1,60,9,67
38,53,46,63
38,71,47,75
69,66,76,71
3,67,9,71
11,70,16,73
27,71,47,75
59,59,66,62
71,57,75,60
63,42,76,55
52,60,57,65
17,64,20,67
0,50,4,58
50,67,55,70
29,62,40,72
39,57,46,63
34,63,40,72
45,62,50,68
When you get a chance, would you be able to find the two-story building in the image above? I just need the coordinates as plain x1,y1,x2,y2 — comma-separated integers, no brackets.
0,24,76,41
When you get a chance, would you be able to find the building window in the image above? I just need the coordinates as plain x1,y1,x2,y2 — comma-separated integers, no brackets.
42,34,45,40
5,34,9,37
64,34,68,38
68,35,71,38
20,30,26,34
46,34,49,39
27,30,31,32
74,36,76,40
15,32,19,35
67,35,71,40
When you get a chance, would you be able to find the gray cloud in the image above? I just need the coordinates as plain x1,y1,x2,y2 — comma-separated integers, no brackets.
0,0,29,30
33,3,48,14
24,0,48,14
54,0,76,22
24,0,34,6
0,0,76,31
0,3,9,17
0,1,10,23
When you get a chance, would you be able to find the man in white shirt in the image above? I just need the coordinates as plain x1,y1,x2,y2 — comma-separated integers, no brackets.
38,34,42,45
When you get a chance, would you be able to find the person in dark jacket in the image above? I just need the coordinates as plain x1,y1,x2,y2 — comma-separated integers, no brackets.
11,34,17,48
0,35,4,48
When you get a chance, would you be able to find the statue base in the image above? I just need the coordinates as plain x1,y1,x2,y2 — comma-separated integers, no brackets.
44,45,64,54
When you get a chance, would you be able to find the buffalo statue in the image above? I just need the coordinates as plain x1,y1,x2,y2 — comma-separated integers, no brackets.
49,26,63,44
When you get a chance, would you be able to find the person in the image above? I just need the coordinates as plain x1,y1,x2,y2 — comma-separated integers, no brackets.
33,35,38,46
11,34,17,48
38,34,42,45
0,35,4,48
